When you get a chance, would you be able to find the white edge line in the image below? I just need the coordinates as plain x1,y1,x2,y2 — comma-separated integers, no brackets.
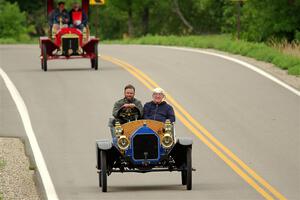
145,45,300,97
0,67,59,200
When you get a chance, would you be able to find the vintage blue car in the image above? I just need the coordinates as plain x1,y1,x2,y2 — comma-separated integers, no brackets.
96,107,193,192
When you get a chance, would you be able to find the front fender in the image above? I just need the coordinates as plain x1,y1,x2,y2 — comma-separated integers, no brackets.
96,139,121,170
169,137,193,168
177,137,193,146
96,139,112,150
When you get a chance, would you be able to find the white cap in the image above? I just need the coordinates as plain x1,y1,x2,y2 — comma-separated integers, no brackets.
153,87,165,95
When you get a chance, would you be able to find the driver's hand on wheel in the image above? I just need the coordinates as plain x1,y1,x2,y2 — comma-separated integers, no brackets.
122,103,136,109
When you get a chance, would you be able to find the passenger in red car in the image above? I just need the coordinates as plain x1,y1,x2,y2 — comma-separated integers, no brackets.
69,2,88,31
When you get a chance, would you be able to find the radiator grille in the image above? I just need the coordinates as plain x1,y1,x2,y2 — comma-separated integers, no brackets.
133,134,158,160
62,38,78,55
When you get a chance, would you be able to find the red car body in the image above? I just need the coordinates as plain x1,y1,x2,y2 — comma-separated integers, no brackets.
40,0,99,71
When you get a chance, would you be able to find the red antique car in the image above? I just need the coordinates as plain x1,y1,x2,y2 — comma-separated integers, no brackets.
40,0,99,71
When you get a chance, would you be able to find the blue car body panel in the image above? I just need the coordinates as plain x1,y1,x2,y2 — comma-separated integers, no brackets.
112,124,169,165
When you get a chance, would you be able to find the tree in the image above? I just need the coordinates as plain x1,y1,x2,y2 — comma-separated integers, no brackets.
0,0,31,40
172,0,194,33
6,0,45,35
241,0,300,41
106,0,136,37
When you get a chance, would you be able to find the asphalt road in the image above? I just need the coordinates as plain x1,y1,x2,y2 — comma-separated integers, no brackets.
0,45,299,200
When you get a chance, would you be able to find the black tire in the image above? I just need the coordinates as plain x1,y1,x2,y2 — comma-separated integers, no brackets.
41,44,44,70
98,171,102,187
42,44,47,71
186,147,192,190
91,44,98,70
91,59,94,69
100,150,107,192
181,168,187,185
41,59,43,70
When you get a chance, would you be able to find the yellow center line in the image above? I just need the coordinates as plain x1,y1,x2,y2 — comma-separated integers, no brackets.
106,55,286,200
101,54,286,200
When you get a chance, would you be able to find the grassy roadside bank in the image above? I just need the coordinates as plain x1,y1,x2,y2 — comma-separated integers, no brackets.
103,35,300,76
1,34,299,76
0,37,38,44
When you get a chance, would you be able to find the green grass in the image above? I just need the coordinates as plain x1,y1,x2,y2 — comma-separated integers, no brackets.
29,164,36,171
0,159,5,169
0,37,38,44
1,34,299,75
0,192,3,200
103,35,300,76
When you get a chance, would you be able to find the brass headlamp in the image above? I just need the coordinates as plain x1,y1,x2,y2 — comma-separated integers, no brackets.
117,135,130,150
114,121,130,150
114,121,123,136
162,119,174,148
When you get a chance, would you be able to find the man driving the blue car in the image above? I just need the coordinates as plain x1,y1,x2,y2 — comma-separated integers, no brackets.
112,84,143,124
143,88,175,123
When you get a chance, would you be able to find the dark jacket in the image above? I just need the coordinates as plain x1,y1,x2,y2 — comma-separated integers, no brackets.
112,98,143,118
48,8,70,26
143,101,175,123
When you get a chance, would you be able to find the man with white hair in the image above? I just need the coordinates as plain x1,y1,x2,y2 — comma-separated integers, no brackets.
143,88,175,123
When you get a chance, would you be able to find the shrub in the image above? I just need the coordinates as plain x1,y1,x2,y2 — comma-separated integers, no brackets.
288,64,300,75
0,1,30,41
295,31,300,42
103,35,300,75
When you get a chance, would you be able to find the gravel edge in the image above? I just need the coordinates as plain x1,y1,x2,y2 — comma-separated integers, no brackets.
0,137,41,200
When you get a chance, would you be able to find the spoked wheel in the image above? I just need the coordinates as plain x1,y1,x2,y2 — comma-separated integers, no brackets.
91,44,98,70
42,44,47,71
100,150,107,192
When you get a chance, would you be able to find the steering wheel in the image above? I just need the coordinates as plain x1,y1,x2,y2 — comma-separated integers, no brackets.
116,106,141,124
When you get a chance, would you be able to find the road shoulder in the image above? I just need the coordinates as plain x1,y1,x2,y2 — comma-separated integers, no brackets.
204,48,300,90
